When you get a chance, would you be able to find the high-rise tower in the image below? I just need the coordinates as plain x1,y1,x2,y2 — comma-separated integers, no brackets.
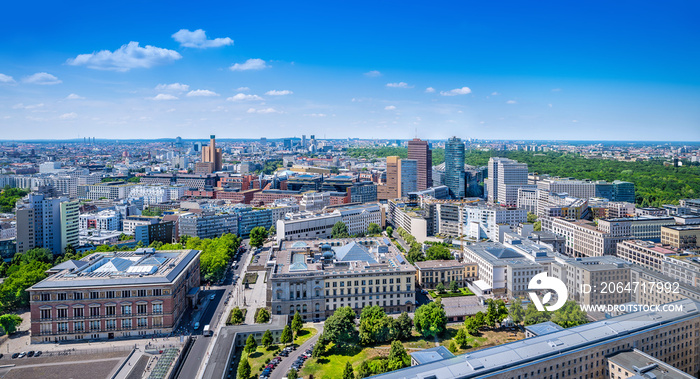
444,137,465,198
407,138,432,191
201,134,223,172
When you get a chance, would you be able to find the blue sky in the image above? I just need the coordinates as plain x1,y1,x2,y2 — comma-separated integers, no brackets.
0,0,698,141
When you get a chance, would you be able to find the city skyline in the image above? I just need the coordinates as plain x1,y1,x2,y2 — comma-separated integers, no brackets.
1,0,699,141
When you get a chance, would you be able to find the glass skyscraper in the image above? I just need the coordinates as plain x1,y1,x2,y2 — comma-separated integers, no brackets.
444,136,465,198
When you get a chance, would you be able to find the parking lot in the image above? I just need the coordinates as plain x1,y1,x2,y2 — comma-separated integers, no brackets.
0,350,130,379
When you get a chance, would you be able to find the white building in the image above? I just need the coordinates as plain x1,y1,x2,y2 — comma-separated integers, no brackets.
486,157,534,206
128,185,170,206
168,185,186,200
276,204,382,241
79,210,121,231
462,203,526,242
299,192,329,212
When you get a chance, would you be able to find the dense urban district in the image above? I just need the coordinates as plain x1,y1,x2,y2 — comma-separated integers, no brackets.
0,136,698,379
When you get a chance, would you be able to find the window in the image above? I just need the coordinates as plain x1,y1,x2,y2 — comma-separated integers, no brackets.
90,307,100,317
105,319,116,330
57,322,69,333
40,309,51,320
137,304,147,314
153,289,162,296
121,319,132,329
90,320,100,330
73,307,84,318
90,291,99,299
74,292,83,300
106,291,115,299
41,293,51,301
137,290,147,297
153,303,163,314
57,308,68,319
40,323,52,334
106,305,116,316
121,305,131,315
137,317,148,328
74,321,84,331
57,293,67,301
122,290,131,298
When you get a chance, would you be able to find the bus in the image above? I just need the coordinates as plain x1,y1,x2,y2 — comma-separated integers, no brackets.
203,324,212,337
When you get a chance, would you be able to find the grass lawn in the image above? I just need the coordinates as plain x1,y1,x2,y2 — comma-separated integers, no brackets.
246,344,282,375
243,272,258,285
294,327,318,346
226,308,247,325
429,287,474,299
300,345,380,379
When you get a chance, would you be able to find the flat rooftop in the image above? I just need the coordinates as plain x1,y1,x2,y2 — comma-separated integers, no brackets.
415,260,466,270
607,349,695,379
29,248,199,289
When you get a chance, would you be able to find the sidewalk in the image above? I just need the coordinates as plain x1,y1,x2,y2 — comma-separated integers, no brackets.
111,350,143,379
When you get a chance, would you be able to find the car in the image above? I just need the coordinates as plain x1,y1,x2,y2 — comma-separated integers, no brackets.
209,294,216,300
194,322,200,330
11,353,18,359
27,351,35,357
34,351,42,357
18,352,26,358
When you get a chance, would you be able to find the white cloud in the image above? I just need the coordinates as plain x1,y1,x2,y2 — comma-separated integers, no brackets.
304,113,327,117
364,70,381,77
67,42,182,71
227,93,263,101
171,29,233,48
152,94,178,101
386,82,412,88
552,88,562,92
440,87,471,96
23,72,62,85
13,103,44,110
229,58,268,71
491,91,500,96
59,112,77,120
548,103,553,108
156,83,189,92
66,93,85,100
265,90,293,96
0,74,15,83
384,105,396,110
187,89,220,97
425,87,435,93
572,119,578,123
236,87,250,91
247,107,279,114
506,100,517,104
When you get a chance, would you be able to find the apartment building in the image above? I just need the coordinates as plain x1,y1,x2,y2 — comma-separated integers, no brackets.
79,209,121,231
268,238,416,321
128,185,171,206
178,211,238,239
16,192,79,254
542,217,629,257
616,239,678,272
27,248,201,343
77,182,137,201
597,217,676,241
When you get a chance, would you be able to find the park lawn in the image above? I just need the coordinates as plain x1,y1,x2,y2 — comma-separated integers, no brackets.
245,344,282,375
300,345,380,379
429,287,475,299
294,327,318,346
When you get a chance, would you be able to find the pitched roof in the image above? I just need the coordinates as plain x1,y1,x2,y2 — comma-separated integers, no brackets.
333,242,376,263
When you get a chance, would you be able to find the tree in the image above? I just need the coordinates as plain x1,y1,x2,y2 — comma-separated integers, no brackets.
367,223,381,235
527,212,538,223
551,301,589,328
229,307,244,325
435,282,446,294
392,312,413,341
312,334,326,357
388,340,409,371
359,306,391,345
287,369,298,379
495,299,509,323
324,306,358,346
524,302,551,326
343,361,355,379
357,361,371,378
268,225,276,236
534,220,542,231
63,243,76,256
509,297,525,325
262,329,273,347
386,226,393,237
449,280,459,293
280,325,293,345
244,334,257,354
0,314,22,334
238,358,251,379
454,327,469,349
291,311,303,335
256,308,271,324
413,301,447,337
331,221,350,238
463,317,479,335
425,245,453,260
249,226,268,248
485,299,498,328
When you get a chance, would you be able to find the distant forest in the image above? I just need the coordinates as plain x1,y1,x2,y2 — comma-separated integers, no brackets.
345,148,699,207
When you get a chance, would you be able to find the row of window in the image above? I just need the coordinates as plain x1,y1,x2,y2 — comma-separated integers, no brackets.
40,303,163,320
326,277,405,287
43,317,162,334
40,289,163,302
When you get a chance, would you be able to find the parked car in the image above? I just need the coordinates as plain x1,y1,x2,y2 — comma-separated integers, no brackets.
11,353,18,359
34,351,42,357
27,351,35,357
18,352,26,358
209,294,216,300
194,322,200,330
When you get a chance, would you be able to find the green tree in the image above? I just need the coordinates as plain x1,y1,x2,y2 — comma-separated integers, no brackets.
324,306,358,346
331,221,350,238
435,282,446,294
449,340,458,353
0,260,51,312
312,333,326,357
391,312,413,341
13,248,53,265
527,212,538,223
473,311,486,329
287,369,298,379
523,302,551,326
291,311,303,335
280,325,293,345
261,329,273,347
406,243,424,264
63,243,76,256
534,220,542,231
249,226,268,248
367,223,382,235
0,314,23,334
551,301,589,328
229,307,244,325
268,225,276,236
359,306,391,345
343,361,355,379
357,361,371,378
449,280,459,293
413,301,447,337
485,299,498,328
425,245,453,260
509,297,525,325
256,308,271,324
463,317,479,335
238,358,251,379
244,334,257,354
454,327,469,349
385,226,393,237
387,340,409,371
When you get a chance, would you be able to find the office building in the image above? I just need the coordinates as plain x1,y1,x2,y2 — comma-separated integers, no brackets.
348,181,378,204
607,349,696,379
486,157,533,206
550,255,633,308
276,204,382,241
178,212,238,239
300,192,330,212
128,185,170,206
268,238,416,321
462,202,527,242
537,178,636,203
201,135,223,172
16,193,79,254
661,225,700,250
597,217,676,241
368,298,700,378
407,138,432,191
616,240,678,272
542,217,630,257
27,248,201,343
379,156,401,200
78,182,137,201
414,260,477,290
444,137,465,198
400,159,418,197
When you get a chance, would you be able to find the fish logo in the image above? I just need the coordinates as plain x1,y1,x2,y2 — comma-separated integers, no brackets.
528,273,568,312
